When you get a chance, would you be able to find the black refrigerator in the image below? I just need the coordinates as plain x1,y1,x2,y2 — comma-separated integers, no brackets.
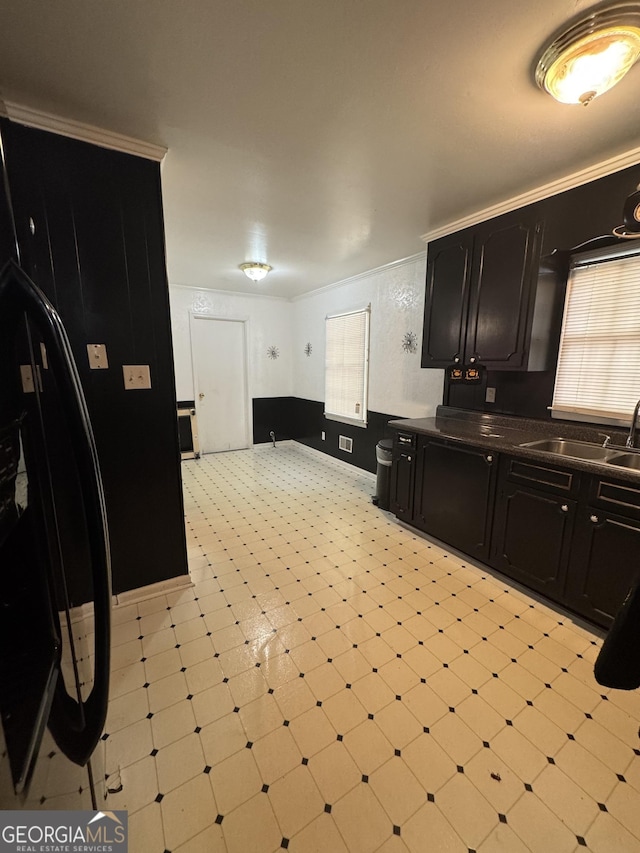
0,260,112,809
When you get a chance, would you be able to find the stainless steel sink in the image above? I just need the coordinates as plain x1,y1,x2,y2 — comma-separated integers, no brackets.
607,453,640,471
519,438,621,462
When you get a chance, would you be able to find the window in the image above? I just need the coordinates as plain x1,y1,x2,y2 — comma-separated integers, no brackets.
325,306,370,427
552,244,640,425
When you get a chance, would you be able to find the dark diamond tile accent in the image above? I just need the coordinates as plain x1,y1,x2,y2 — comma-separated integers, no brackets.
203,765,211,774
524,783,533,792
302,757,309,765
143,682,150,689
362,774,369,783
194,726,201,734
585,712,593,719
483,741,490,748
317,701,323,707
617,774,627,782
427,792,435,802
233,707,240,713
420,678,427,684
146,712,154,719
498,814,507,824
215,815,224,825
181,667,187,673
324,803,332,814
262,784,269,793
547,756,555,765
346,683,352,689
246,742,253,749
186,694,193,700
393,826,401,836
268,688,274,695
457,765,464,774
150,748,158,757
223,677,229,684
394,749,401,757
526,700,533,706
395,695,402,701
101,733,109,741
449,707,455,714
472,689,478,695
598,803,608,812
577,836,587,847
423,727,430,734
545,683,552,689
337,734,343,741
506,720,513,727
155,793,164,803
568,733,575,740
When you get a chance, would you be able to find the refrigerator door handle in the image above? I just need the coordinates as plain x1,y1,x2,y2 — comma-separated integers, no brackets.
0,259,112,765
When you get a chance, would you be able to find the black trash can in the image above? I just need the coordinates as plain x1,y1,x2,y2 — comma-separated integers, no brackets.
373,438,393,510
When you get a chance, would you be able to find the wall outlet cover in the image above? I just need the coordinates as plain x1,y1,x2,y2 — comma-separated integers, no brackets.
88,343,108,369
123,365,152,389
321,431,326,441
485,386,496,403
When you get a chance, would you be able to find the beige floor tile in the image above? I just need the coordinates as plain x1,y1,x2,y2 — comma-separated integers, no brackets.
160,773,218,850
147,671,190,714
507,791,579,853
220,794,281,853
585,811,640,853
333,647,374,682
555,740,619,802
208,747,263,815
490,726,548,781
425,668,471,708
402,682,449,728
268,764,325,838
106,686,149,733
605,780,640,839
109,660,146,701
289,706,337,757
239,692,286,741
533,764,599,835
477,822,532,853
430,712,484,766
129,802,165,853
512,705,568,755
323,689,368,734
532,687,586,734
479,676,528,720
105,718,153,773
455,693,508,742
574,717,635,774
142,626,176,658
402,802,467,853
251,726,303,785
151,699,197,749
358,636,397,669
374,700,423,749
465,747,525,813
401,643,442,679
369,757,426,824
351,672,396,713
174,822,226,853
332,783,394,853
289,813,351,852
199,712,247,766
437,773,498,848
106,754,159,815
111,638,143,672
156,732,205,794
551,672,603,713
307,741,361,804
343,720,395,774
378,658,421,696
303,661,348,701
191,682,234,727
272,676,317,720
145,647,183,683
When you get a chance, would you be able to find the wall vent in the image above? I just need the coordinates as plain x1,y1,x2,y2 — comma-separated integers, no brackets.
339,435,353,453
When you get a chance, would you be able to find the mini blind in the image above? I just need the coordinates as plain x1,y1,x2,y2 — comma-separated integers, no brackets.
552,245,640,424
325,306,370,426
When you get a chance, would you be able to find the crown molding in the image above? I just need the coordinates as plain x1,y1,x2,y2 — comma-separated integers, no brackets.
0,100,167,162
170,283,289,303
421,142,640,243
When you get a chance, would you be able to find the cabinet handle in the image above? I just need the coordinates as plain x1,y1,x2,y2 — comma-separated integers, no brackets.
590,514,599,523
469,356,476,364
486,455,493,463
561,504,568,512
407,456,412,462
453,355,460,363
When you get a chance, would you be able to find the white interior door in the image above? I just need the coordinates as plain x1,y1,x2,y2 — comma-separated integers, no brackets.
191,316,250,453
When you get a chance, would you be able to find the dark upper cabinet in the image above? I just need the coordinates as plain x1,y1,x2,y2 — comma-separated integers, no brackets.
422,206,564,372
413,438,497,561
421,231,472,367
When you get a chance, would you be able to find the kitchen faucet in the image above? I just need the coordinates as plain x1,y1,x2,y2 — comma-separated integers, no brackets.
626,399,640,449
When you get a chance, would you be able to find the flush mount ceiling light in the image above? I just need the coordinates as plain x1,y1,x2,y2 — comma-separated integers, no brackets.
536,3,640,105
240,262,272,282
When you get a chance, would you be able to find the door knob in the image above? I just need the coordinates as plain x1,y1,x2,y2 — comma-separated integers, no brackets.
199,392,205,400
561,504,568,512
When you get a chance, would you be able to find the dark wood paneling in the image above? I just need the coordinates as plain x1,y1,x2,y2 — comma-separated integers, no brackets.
1,119,188,600
252,397,296,444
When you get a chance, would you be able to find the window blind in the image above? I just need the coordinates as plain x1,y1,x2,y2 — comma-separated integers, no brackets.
325,307,370,426
552,246,640,424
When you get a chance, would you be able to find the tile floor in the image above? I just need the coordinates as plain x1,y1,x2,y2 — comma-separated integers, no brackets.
105,444,640,852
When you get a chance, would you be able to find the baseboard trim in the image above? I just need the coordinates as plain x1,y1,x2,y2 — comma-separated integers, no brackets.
114,574,193,607
293,440,376,481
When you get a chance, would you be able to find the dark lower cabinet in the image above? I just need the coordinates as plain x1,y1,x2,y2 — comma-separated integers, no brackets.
565,509,640,627
491,483,575,600
413,438,497,561
391,436,640,629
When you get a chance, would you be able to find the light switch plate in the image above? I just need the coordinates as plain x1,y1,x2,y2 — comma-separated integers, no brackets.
123,365,151,390
88,344,108,369
485,386,496,403
20,365,35,393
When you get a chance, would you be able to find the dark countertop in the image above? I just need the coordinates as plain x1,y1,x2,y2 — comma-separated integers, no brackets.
388,406,640,485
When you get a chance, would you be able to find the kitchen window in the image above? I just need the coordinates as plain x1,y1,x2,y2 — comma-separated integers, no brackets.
325,306,370,427
552,244,640,425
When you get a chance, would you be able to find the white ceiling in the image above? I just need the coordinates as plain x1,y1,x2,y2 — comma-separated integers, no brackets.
0,0,639,299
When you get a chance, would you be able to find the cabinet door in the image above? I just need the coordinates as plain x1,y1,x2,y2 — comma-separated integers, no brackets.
466,212,542,369
390,451,415,523
414,439,497,560
491,483,574,602
421,231,472,368
565,509,640,628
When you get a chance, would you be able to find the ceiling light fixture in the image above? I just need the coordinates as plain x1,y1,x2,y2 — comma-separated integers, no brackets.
536,3,640,105
240,262,272,282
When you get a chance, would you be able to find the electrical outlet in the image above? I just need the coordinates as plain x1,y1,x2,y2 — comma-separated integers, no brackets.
123,365,152,389
87,343,108,369
485,386,496,403
321,431,326,441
